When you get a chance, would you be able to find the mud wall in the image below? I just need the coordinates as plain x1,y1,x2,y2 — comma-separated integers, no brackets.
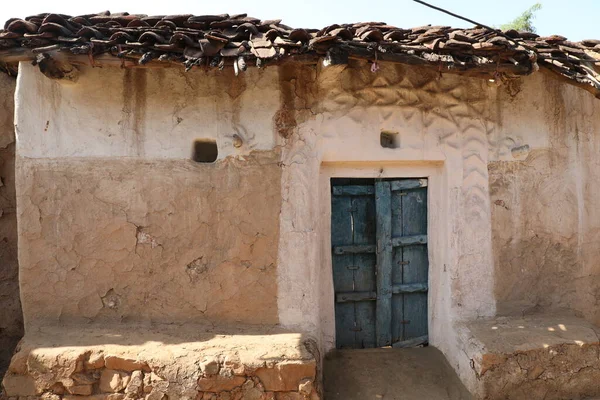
277,62,499,352
490,71,600,322
13,60,600,355
0,73,21,380
15,64,281,328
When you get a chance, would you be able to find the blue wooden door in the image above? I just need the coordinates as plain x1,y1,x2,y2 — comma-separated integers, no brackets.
331,178,428,349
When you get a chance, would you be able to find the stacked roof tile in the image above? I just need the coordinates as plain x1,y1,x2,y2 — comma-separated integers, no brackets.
0,12,599,97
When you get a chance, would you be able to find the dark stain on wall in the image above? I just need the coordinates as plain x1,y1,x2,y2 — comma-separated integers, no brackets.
121,69,148,156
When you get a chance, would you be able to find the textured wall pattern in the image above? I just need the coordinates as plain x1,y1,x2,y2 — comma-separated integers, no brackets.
318,63,497,320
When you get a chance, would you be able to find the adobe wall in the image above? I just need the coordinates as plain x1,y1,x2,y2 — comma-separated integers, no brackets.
11,60,600,396
490,71,600,323
0,73,21,380
15,65,282,328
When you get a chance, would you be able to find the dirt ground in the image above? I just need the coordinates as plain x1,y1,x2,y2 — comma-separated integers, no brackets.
323,347,473,400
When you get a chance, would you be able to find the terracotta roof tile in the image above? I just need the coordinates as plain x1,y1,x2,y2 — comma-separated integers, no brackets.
0,12,599,97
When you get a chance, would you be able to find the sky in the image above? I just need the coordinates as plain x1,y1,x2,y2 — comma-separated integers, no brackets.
1,0,599,41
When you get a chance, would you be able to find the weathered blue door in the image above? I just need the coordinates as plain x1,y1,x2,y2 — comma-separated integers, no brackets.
331,178,428,349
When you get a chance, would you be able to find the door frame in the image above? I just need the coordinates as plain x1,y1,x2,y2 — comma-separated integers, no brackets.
318,162,446,353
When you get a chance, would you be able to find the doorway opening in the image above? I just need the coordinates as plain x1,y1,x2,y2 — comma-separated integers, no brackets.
331,177,429,349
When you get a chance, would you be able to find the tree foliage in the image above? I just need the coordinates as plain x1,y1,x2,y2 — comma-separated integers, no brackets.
500,3,542,33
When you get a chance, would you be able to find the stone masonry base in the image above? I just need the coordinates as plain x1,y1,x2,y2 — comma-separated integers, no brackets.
1,324,319,400
456,311,600,399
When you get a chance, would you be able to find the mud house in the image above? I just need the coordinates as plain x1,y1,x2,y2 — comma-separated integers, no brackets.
1,11,600,400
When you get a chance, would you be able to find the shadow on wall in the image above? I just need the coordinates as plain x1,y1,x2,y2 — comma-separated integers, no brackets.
0,73,22,384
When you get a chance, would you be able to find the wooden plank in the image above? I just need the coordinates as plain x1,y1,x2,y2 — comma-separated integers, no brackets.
392,335,429,348
336,290,377,303
333,235,426,254
333,244,376,255
351,195,377,348
391,234,427,247
393,283,428,294
331,194,356,349
402,187,429,341
375,181,393,347
332,185,375,196
336,284,428,303
390,179,428,191
391,189,404,343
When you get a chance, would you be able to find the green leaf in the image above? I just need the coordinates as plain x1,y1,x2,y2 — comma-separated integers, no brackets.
500,3,542,33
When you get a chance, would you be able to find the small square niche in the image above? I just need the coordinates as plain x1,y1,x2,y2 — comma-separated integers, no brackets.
192,139,218,163
380,131,399,149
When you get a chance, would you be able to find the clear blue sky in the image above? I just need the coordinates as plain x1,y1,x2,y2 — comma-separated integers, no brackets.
1,0,598,41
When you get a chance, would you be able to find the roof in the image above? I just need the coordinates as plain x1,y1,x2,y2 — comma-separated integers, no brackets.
1,12,599,98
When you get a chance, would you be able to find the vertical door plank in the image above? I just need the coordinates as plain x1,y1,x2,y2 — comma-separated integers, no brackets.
390,190,405,343
402,187,428,340
351,196,377,348
331,193,356,348
375,181,393,347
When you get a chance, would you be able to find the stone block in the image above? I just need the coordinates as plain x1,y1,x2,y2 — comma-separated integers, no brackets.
104,356,150,372
125,370,144,397
66,384,93,395
255,362,316,391
198,375,246,392
200,358,220,376
242,387,265,400
145,391,166,400
298,379,312,395
2,374,37,396
100,369,130,393
7,350,28,375
458,313,600,399
85,353,106,370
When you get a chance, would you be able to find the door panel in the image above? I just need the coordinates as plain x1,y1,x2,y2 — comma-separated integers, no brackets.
332,178,428,349
352,195,377,348
331,194,356,348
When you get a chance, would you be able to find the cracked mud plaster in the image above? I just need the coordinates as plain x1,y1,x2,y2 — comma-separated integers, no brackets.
489,71,600,325
16,151,282,328
479,343,600,400
0,72,22,381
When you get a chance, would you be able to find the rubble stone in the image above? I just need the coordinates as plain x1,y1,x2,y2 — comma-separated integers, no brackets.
65,384,93,395
2,374,37,397
104,356,150,372
100,370,130,393
255,362,316,392
298,379,312,395
85,353,106,370
124,370,144,397
198,376,246,392
3,326,318,399
242,387,265,400
200,358,220,376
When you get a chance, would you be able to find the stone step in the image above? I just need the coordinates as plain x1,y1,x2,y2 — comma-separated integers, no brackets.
456,311,600,399
1,323,319,400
